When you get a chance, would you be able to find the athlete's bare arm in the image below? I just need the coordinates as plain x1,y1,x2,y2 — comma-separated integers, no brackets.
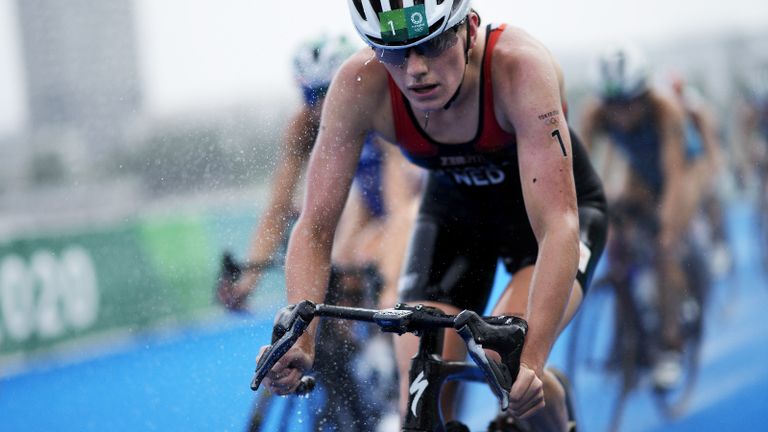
495,30,580,381
580,100,626,199
219,105,318,309
655,92,691,249
692,103,723,174
248,106,317,263
261,51,392,394
284,50,391,330
579,99,603,153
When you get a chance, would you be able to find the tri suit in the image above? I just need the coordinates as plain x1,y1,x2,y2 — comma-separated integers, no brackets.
387,23,608,313
604,110,706,198
353,136,387,219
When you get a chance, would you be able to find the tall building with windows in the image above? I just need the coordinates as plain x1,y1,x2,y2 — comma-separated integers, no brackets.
15,0,142,167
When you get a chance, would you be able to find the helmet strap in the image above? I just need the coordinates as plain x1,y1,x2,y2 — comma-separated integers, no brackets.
442,20,471,110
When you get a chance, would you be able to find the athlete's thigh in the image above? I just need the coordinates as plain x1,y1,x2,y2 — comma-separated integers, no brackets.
491,204,606,326
398,212,499,313
491,266,584,334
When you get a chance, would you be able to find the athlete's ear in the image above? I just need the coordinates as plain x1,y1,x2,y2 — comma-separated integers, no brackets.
468,11,480,49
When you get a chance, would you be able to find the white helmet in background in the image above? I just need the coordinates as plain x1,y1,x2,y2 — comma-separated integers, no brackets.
592,43,651,102
292,34,357,98
347,0,471,49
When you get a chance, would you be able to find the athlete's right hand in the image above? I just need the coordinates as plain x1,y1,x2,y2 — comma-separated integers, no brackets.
508,363,545,419
257,339,314,395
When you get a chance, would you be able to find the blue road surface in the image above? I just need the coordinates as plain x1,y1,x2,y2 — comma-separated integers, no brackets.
2,200,768,431
0,317,272,432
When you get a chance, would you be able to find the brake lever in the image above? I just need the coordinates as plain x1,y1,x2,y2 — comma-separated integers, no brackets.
454,310,527,412
250,301,317,391
456,320,512,411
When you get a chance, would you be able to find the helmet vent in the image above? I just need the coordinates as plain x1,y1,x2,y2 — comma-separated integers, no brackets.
352,0,366,20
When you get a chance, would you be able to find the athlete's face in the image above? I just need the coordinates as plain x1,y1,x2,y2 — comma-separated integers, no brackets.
381,16,476,112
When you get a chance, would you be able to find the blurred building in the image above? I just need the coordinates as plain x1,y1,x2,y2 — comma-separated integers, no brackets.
14,0,142,171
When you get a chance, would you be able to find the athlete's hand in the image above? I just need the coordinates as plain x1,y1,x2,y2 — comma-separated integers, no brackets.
216,279,249,311
215,253,248,311
225,271,260,311
215,254,264,311
508,363,545,419
257,340,314,395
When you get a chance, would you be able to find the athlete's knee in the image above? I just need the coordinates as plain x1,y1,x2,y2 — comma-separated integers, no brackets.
542,371,566,405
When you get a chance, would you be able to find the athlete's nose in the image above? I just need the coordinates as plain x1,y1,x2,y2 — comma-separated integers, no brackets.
405,50,429,77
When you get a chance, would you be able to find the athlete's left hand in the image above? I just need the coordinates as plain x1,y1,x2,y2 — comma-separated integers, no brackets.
508,363,545,419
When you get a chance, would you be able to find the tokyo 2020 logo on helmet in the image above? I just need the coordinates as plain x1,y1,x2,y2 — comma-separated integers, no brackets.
592,42,651,102
347,0,471,49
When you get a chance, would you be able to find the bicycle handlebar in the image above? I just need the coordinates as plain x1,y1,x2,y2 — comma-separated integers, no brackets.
251,301,527,411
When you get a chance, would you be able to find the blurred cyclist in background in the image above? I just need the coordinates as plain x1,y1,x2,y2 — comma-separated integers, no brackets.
580,43,708,389
217,33,419,431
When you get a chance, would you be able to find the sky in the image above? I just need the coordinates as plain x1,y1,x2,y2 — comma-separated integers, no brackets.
0,0,767,135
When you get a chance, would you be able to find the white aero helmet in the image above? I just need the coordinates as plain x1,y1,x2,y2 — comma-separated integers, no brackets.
592,43,651,102
347,0,471,49
293,34,358,90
